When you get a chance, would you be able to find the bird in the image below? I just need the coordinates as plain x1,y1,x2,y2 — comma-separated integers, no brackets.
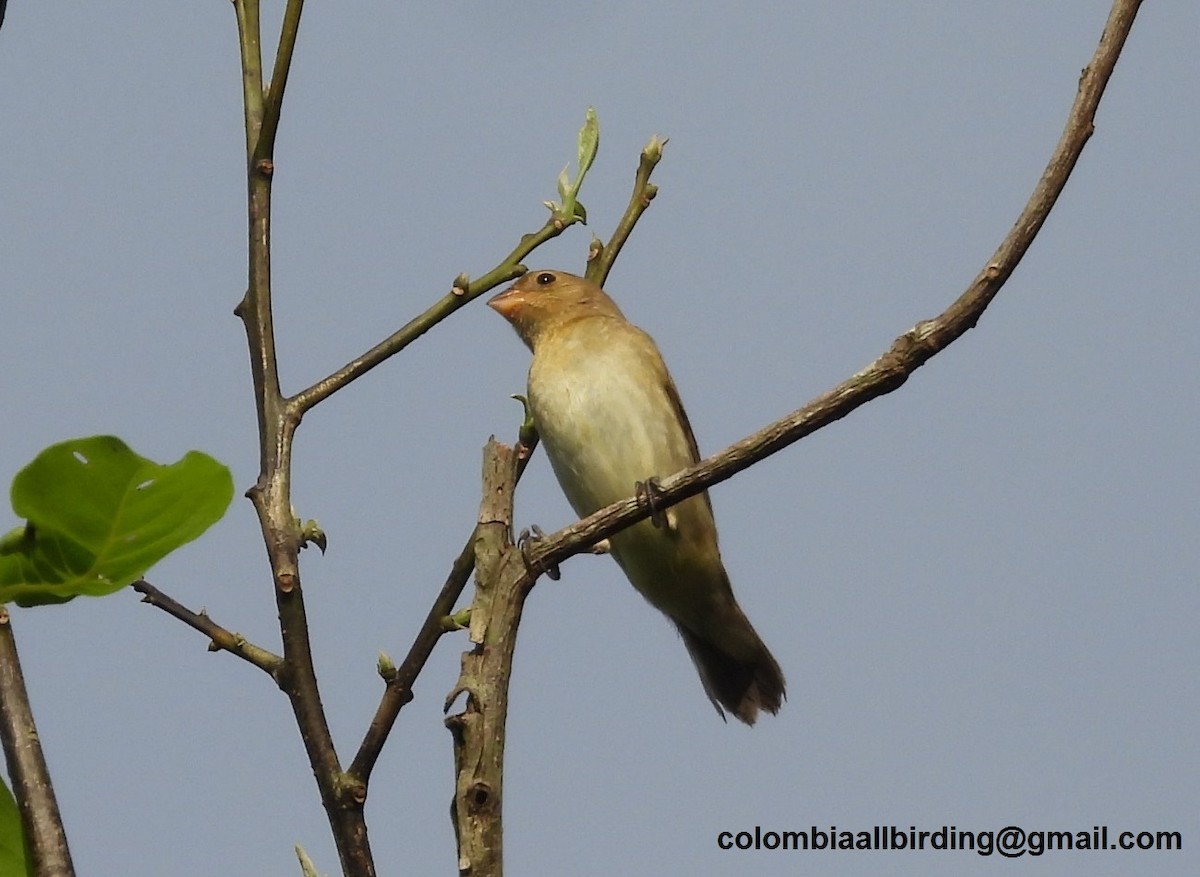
488,269,785,724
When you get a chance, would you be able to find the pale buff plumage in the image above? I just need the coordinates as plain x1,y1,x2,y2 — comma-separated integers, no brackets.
489,270,784,724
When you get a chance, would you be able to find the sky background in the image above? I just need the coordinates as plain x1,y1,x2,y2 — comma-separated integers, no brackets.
1,2,1197,875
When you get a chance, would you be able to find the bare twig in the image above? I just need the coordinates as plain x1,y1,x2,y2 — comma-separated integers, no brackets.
586,135,666,287
258,0,305,163
348,430,538,783
132,580,284,676
290,226,557,415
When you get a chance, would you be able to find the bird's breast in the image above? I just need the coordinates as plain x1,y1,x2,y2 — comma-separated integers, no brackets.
527,323,694,519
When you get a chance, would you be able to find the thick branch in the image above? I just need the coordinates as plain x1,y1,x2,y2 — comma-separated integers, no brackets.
525,0,1144,580
444,440,529,877
0,607,74,877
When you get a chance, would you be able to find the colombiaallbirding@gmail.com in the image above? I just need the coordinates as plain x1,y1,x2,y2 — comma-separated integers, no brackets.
489,269,784,724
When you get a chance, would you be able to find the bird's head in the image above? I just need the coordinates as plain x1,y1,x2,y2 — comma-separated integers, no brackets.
488,269,624,349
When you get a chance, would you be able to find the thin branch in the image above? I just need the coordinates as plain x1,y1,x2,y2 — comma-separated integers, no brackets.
132,580,284,677
0,607,74,877
258,0,306,163
292,120,668,416
350,534,474,781
231,0,265,159
348,431,537,783
586,135,665,287
290,225,560,415
524,0,1144,589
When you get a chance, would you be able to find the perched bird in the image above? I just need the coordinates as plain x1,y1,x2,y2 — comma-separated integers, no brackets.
488,269,785,724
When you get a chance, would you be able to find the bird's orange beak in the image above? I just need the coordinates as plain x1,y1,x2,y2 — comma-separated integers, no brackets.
487,285,529,320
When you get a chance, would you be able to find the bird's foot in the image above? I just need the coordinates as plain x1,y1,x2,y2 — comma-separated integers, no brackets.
590,538,611,555
635,477,670,529
517,525,561,581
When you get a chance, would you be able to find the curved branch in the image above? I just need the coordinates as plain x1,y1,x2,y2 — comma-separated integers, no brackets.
526,0,1144,580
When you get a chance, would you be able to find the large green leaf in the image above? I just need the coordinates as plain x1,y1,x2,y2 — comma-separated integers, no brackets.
0,777,28,877
0,436,234,607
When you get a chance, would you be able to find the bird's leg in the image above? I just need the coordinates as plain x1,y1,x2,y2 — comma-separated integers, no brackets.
517,525,561,581
635,477,671,530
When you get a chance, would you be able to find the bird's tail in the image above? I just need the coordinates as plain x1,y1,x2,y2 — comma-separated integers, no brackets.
678,621,785,725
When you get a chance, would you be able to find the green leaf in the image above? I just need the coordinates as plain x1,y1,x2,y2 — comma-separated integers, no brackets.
0,777,29,877
576,106,599,185
545,108,600,224
509,393,539,449
0,436,234,607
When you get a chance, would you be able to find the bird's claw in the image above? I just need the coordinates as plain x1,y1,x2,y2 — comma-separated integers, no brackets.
635,478,669,529
517,525,561,581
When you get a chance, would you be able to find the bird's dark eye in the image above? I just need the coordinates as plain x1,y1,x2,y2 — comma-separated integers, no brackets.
535,272,556,286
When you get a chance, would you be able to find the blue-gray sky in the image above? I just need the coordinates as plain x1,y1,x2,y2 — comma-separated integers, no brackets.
1,3,1196,875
